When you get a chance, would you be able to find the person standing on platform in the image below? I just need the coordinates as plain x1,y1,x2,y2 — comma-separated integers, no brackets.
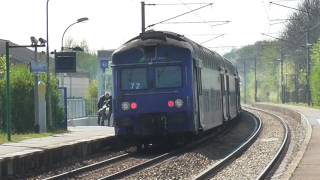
97,92,107,125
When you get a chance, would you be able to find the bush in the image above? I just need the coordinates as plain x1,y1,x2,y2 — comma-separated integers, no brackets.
0,65,64,133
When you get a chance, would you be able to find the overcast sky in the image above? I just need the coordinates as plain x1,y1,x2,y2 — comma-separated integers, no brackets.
0,0,300,54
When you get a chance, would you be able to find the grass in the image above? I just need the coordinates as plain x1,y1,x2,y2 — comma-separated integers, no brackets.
0,130,67,144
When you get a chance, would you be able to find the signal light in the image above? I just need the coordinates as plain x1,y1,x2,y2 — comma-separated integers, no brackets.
175,99,184,108
121,102,130,111
168,100,175,108
131,102,138,110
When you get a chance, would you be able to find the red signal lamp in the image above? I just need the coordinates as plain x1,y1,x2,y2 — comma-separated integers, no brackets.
168,100,175,108
130,102,138,110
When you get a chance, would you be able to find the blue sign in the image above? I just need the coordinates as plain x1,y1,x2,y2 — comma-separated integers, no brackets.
30,62,47,73
100,59,109,71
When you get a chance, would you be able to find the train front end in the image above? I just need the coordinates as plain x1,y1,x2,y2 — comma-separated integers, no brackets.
112,32,195,141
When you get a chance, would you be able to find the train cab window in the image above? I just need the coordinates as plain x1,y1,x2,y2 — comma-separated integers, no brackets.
155,66,182,88
121,68,147,90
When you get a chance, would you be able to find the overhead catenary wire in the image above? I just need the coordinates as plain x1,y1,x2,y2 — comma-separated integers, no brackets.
200,34,225,44
146,3,213,29
269,2,310,14
146,2,213,6
162,20,230,24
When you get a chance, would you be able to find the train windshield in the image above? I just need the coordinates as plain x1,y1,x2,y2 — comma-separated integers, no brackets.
155,66,182,88
121,68,148,90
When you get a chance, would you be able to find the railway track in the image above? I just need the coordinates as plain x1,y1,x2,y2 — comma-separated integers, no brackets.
193,110,262,180
252,107,290,179
43,110,262,180
44,126,229,180
194,107,290,180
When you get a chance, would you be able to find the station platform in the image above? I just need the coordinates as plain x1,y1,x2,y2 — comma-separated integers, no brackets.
282,105,320,180
0,126,114,177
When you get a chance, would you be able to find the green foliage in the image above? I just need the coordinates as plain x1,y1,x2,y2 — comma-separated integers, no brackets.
0,56,5,75
10,65,35,132
311,40,320,105
0,65,64,133
77,52,98,79
225,41,281,103
0,56,5,131
86,80,98,99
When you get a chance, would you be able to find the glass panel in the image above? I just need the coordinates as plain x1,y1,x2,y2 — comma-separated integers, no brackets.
155,66,182,88
121,68,147,90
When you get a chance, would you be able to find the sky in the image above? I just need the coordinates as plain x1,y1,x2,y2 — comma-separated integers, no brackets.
0,0,301,55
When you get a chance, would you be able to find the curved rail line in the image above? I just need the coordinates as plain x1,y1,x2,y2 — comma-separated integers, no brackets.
193,110,262,180
45,110,260,180
44,153,130,180
249,107,290,180
98,123,234,180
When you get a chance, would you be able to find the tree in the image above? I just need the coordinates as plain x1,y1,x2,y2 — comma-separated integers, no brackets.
311,39,320,105
86,80,98,99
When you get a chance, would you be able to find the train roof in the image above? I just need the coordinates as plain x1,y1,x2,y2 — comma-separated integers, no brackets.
113,30,237,75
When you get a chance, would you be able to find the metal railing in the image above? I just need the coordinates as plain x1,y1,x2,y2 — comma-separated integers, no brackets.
67,98,98,120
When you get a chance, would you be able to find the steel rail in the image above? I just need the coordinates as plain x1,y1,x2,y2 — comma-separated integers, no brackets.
44,153,131,180
193,110,263,180
98,117,239,180
249,107,290,180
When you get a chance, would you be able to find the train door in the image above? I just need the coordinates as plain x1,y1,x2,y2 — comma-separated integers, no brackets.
226,74,230,120
195,63,205,130
193,65,200,132
220,68,228,121
236,77,241,112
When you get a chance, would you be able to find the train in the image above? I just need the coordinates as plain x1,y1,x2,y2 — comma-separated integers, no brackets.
111,30,241,147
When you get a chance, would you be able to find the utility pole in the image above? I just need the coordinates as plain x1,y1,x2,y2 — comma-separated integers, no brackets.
5,42,11,141
46,0,53,128
306,30,311,106
254,57,257,102
244,61,247,104
280,48,285,104
34,45,40,132
141,1,145,33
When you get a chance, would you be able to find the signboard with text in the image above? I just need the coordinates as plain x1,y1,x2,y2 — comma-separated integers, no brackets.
30,62,47,73
55,52,76,73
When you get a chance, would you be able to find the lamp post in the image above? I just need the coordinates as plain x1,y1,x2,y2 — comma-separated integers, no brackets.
46,0,53,128
61,17,89,51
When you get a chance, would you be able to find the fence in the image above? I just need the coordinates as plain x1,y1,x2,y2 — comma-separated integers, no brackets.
67,98,98,120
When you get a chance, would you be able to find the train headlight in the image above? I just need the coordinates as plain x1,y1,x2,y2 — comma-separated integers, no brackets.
175,99,184,108
121,102,130,111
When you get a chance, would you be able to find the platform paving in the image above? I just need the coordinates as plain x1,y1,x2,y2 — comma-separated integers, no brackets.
0,126,114,177
282,105,320,180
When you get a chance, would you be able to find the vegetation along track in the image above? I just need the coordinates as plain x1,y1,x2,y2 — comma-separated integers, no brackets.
207,107,290,180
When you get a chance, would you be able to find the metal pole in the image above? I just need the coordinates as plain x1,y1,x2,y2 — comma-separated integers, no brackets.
306,31,311,106
244,61,247,104
5,42,11,141
141,1,145,33
280,49,284,104
34,46,40,132
46,0,53,128
61,22,77,51
254,57,257,102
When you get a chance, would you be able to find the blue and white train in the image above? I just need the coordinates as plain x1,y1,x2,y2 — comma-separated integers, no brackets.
111,31,241,144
